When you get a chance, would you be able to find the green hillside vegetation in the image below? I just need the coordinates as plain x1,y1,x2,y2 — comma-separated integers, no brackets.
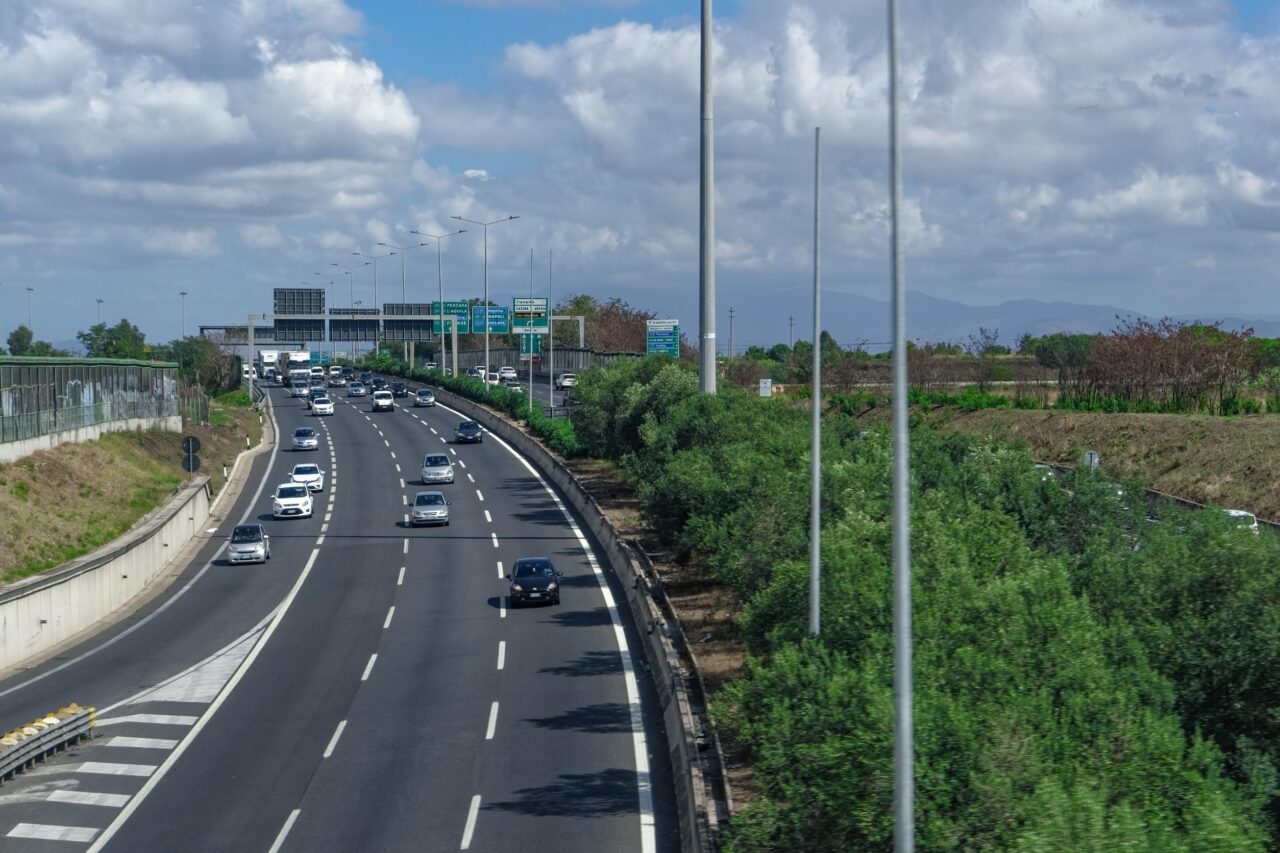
566,356,1280,851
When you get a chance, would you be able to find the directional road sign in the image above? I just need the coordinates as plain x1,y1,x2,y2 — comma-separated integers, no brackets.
431,301,470,335
471,306,510,334
646,319,680,358
519,333,542,357
512,297,550,333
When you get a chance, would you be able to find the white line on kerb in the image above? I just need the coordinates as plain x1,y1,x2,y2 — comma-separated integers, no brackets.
397,566,406,586
485,702,499,740
460,795,481,850
484,510,492,524
491,532,499,548
384,606,395,629
497,641,506,670
323,720,347,758
362,654,378,681
267,810,301,853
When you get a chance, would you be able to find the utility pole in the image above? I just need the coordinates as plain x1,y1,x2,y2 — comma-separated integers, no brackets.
810,126,822,637
728,307,735,361
698,0,716,393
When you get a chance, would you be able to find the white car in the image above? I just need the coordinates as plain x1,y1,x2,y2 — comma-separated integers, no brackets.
273,484,313,519
410,491,450,526
425,361,438,370
485,372,501,386
372,390,394,412
290,463,325,492
312,397,334,416
1224,508,1260,534
555,373,576,390
497,366,518,381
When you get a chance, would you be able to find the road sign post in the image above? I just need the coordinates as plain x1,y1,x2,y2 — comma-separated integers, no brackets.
646,319,680,358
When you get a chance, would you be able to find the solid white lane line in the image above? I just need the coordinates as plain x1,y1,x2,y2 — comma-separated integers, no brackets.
87,547,326,853
362,654,378,681
267,810,301,853
403,538,409,554
398,566,406,585
384,606,395,629
484,510,492,524
491,532,499,548
323,720,347,758
46,791,130,807
485,702,499,740
104,737,178,750
476,489,484,501
96,713,197,727
8,824,98,843
77,762,156,777
460,795,481,850
497,641,506,670
496,561,503,578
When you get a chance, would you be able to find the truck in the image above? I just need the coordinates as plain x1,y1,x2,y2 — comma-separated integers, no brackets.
256,349,281,379
285,351,313,382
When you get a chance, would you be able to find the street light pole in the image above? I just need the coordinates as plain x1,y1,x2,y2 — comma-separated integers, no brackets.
26,287,34,330
728,307,735,363
96,298,104,325
333,259,369,360
179,291,188,338
453,215,519,380
379,240,431,366
699,0,717,394
355,250,395,356
810,126,822,638
410,229,466,374
789,314,795,348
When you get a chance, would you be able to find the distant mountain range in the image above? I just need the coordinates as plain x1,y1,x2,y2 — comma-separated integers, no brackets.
727,290,1280,352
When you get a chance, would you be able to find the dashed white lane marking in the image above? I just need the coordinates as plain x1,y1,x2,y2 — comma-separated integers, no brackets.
323,720,347,758
484,510,492,524
96,714,197,727
396,463,401,472
491,532,500,548
476,489,484,501
46,791,130,808
500,598,507,619
400,478,405,488
430,427,438,434
485,702,499,740
460,795,481,850
77,762,156,777
439,436,447,443
449,448,457,456
403,513,409,525
457,460,466,469
497,641,506,670
362,654,378,681
467,473,475,483
267,810,301,853
496,561,503,578
384,606,396,629
320,523,329,533
390,452,396,459
402,495,408,506
403,538,409,554
104,737,179,750
8,824,99,843
397,566,406,586
316,535,326,546
384,439,390,447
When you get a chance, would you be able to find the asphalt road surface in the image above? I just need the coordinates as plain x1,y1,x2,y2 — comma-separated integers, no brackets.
0,382,676,853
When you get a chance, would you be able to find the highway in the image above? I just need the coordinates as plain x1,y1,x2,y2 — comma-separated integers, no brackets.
0,382,676,852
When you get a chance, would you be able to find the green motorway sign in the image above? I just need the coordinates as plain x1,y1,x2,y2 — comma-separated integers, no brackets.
512,297,549,332
519,333,542,356
431,301,470,334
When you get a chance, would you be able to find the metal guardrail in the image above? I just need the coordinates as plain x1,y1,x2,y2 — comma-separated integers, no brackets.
0,704,95,784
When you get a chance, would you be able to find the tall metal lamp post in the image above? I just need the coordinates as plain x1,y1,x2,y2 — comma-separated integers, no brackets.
409,228,467,372
452,215,518,378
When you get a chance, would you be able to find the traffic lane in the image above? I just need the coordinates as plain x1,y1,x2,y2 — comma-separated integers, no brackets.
277,467,506,851
387,397,663,851
100,385,401,851
0,392,307,726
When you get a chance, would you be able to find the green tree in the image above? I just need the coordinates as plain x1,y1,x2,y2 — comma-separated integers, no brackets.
76,319,147,359
6,325,33,356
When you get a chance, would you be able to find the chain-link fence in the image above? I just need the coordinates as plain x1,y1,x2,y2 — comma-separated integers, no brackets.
0,356,180,444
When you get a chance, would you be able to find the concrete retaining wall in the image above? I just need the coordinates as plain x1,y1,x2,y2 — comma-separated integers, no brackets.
434,389,728,853
0,415,184,464
0,476,211,669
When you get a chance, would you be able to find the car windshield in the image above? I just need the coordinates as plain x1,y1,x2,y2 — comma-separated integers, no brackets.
277,486,308,498
514,561,554,579
294,429,315,438
415,493,445,506
424,455,449,467
294,465,319,476
231,526,263,543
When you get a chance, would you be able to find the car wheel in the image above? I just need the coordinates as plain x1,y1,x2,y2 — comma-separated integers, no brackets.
554,596,561,605
509,598,519,610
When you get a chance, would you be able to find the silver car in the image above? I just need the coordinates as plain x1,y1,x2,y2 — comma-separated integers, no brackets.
347,381,368,397
227,524,270,564
411,491,450,526
292,428,319,451
420,452,455,485
414,388,436,407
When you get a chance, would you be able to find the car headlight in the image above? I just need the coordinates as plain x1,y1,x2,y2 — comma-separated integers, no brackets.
511,583,524,592
547,582,558,591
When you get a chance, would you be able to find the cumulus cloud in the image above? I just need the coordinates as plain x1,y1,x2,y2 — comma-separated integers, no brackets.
239,223,284,249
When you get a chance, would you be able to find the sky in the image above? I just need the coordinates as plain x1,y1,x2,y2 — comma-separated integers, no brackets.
1,0,1279,351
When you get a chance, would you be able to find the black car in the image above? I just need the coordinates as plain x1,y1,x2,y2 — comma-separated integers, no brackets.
507,557,563,607
454,420,483,443
359,372,373,384
371,377,389,390
390,381,408,398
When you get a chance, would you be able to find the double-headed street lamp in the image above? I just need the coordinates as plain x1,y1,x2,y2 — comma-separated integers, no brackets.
355,249,396,354
332,259,370,355
452,215,518,376
409,228,466,371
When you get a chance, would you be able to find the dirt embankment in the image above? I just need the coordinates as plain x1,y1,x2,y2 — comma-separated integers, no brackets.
922,408,1280,519
0,401,263,585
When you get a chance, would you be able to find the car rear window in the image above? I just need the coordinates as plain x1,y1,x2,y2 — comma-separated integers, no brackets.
514,560,554,578
424,455,449,466
414,493,445,506
294,429,315,437
231,526,262,543
278,486,308,498
294,465,319,475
